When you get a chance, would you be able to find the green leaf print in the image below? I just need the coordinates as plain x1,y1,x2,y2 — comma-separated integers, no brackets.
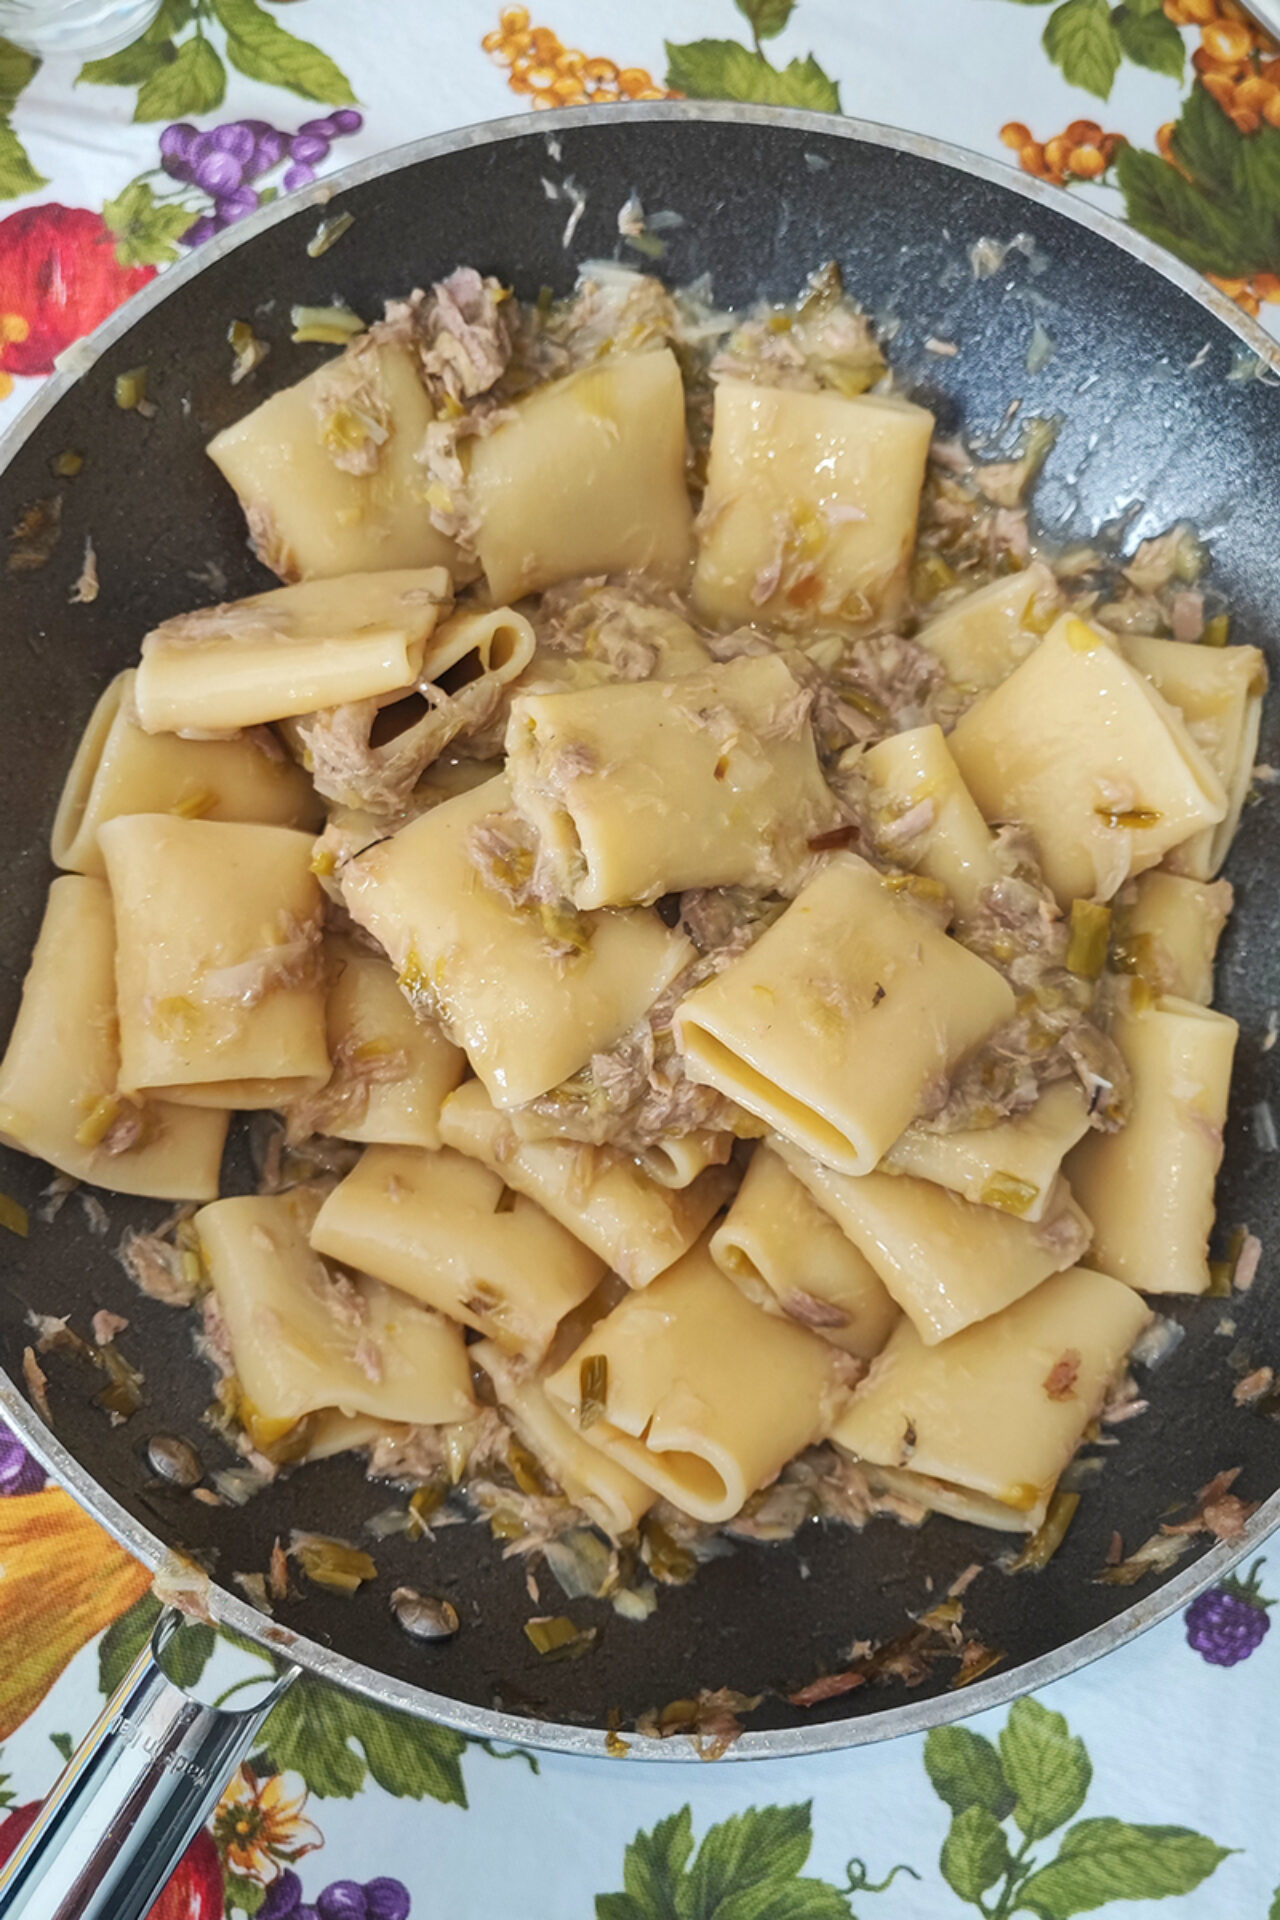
999,1698,1092,1842
0,37,45,199
1116,145,1258,275
734,0,796,42
1016,1820,1234,1915
103,179,196,267
78,1,192,87
133,34,225,120
212,0,356,105
0,38,38,115
664,39,840,111
924,1725,1016,1821
1043,0,1122,99
1269,1887,1280,1920
259,1674,467,1805
1117,81,1280,279
940,1806,1011,1902
595,1803,912,1919
223,1871,267,1917
918,1698,1231,1915
98,1593,216,1697
73,0,353,118
1112,5,1185,80
0,122,46,199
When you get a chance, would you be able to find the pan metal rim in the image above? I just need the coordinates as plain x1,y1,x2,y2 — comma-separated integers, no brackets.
2,100,1278,1762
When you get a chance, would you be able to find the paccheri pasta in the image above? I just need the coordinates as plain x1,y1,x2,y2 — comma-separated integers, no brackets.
0,259,1262,1629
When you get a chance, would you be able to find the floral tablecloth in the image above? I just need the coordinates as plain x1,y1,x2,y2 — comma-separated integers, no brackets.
2,2,1280,1915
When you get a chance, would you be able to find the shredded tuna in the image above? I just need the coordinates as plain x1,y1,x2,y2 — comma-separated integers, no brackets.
1170,589,1205,642
1235,1231,1262,1291
117,1224,198,1308
200,913,322,1008
1123,523,1203,594
310,339,391,476
92,1309,129,1347
1234,1366,1274,1405
1044,1350,1082,1400
243,501,298,582
22,1346,51,1422
781,1288,850,1330
284,1036,410,1146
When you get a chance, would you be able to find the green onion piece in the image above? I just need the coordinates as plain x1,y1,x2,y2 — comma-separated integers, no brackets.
579,1353,608,1430
841,687,890,724
294,1536,378,1593
51,450,83,478
911,551,956,604
307,211,354,258
0,1193,29,1237
642,1518,697,1586
523,1615,598,1660
94,1344,145,1423
1203,613,1231,647
605,1710,631,1757
1006,1489,1081,1573
1207,1259,1235,1297
227,319,269,385
488,1509,528,1541
406,1481,446,1538
290,304,365,345
1095,806,1162,830
1066,898,1111,978
1109,928,1157,984
114,366,148,411
508,1437,549,1496
980,1171,1040,1217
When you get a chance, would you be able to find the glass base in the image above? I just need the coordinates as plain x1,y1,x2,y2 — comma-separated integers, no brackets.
0,0,163,58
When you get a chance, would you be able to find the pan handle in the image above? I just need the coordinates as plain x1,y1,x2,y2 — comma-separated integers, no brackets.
0,1609,298,1920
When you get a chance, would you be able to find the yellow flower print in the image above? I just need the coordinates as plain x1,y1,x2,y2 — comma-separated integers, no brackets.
0,1488,152,1739
213,1765,322,1883
481,8,680,110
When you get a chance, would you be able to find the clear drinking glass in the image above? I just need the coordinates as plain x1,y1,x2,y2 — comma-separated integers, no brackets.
0,0,162,57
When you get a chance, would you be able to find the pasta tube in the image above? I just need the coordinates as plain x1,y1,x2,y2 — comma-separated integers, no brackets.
1066,995,1237,1294
692,380,934,629
505,654,840,907
470,1340,655,1537
914,563,1056,690
0,876,226,1200
206,338,467,582
469,348,694,600
438,1079,733,1287
949,614,1227,906
51,670,320,877
1111,871,1232,1007
709,1146,900,1358
777,1140,1092,1344
861,723,1003,928
285,940,467,1148
339,774,692,1107
882,1081,1093,1223
544,1238,849,1525
673,854,1014,1173
134,568,452,734
101,815,329,1110
296,604,536,815
198,1189,474,1440
833,1266,1152,1531
1121,634,1267,879
310,1143,605,1360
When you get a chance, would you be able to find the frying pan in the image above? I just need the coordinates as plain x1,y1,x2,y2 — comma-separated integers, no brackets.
0,100,1278,1919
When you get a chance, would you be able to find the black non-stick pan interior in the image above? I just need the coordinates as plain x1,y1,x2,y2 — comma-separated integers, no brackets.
1,108,1279,1749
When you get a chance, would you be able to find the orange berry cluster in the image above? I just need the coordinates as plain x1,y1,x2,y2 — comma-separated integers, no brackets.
1000,118,1124,187
482,8,678,109
1204,268,1280,316
1165,0,1280,132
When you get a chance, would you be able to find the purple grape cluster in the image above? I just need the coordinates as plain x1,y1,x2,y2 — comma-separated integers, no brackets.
259,1870,410,1920
1185,1558,1273,1666
158,109,363,247
0,1424,44,1497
